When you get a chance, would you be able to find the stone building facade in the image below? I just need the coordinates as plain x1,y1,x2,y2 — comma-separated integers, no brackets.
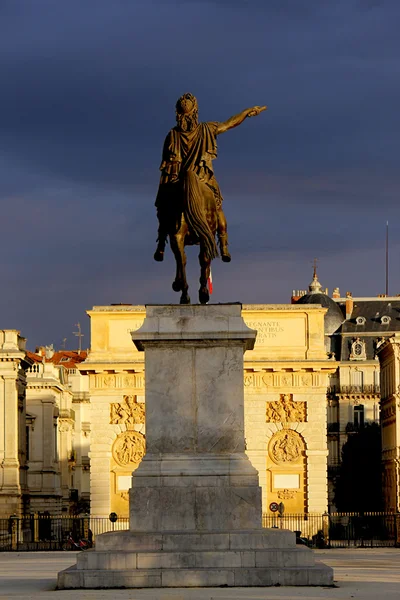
0,330,32,516
25,348,90,515
5,282,399,518
378,334,400,512
78,306,145,518
293,271,400,510
242,305,336,514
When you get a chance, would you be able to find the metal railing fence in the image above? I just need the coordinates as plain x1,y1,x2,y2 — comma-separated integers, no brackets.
262,511,400,548
1,512,399,551
0,514,129,551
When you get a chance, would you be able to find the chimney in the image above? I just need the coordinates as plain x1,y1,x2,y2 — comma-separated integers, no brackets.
291,290,301,303
45,344,55,360
345,291,353,320
332,287,340,299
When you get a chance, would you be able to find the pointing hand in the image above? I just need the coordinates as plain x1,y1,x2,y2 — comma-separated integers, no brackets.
247,106,267,117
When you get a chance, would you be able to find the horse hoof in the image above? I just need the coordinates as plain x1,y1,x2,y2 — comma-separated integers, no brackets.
221,252,231,263
180,294,191,305
172,280,182,292
154,250,164,262
199,289,209,304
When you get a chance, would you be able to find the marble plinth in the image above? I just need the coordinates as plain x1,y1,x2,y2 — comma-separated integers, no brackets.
57,305,333,589
58,528,333,588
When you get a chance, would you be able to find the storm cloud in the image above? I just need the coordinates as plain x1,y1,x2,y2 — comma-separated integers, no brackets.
0,0,399,348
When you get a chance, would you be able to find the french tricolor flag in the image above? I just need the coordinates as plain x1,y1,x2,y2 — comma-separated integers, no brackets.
208,268,213,295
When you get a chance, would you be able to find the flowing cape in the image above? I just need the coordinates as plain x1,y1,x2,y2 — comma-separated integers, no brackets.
155,122,220,260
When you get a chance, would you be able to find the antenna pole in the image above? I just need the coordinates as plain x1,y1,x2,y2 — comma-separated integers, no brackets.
386,221,389,296
73,323,84,355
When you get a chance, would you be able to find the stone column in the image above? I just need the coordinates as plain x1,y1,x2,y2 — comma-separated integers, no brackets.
0,330,30,516
129,304,261,532
2,376,20,489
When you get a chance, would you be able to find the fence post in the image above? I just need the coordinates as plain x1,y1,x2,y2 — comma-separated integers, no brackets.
322,512,330,548
9,514,18,550
83,513,89,540
33,513,39,542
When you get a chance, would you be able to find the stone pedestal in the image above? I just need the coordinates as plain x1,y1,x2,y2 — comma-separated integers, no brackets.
58,305,333,589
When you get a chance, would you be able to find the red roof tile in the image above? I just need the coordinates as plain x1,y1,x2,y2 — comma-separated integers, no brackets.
26,351,43,363
49,351,88,369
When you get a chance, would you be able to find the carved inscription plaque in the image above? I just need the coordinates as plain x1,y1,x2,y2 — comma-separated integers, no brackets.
112,431,146,467
266,394,306,423
244,317,305,347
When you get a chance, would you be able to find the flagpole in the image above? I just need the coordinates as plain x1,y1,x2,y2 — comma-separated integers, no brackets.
386,221,389,296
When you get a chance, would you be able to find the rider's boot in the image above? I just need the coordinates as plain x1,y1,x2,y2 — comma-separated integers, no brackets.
154,236,166,262
218,233,231,263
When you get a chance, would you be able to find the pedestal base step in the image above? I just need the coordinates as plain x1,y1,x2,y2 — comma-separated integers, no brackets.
57,529,334,589
95,528,296,552
58,563,333,589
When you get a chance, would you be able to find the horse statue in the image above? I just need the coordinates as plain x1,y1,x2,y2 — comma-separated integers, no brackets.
154,93,267,304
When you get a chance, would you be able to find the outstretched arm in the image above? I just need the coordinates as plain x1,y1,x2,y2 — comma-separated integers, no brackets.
216,105,267,134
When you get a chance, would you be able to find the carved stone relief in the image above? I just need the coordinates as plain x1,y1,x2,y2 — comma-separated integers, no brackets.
349,337,367,361
112,431,145,467
262,373,273,387
266,394,306,423
103,375,115,388
110,395,145,427
92,373,145,390
300,373,312,387
244,371,317,390
277,489,296,500
120,491,129,502
58,419,73,433
269,430,304,464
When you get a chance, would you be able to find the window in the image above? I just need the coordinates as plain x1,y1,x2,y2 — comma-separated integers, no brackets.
351,370,364,387
354,405,364,428
374,370,380,388
26,426,30,461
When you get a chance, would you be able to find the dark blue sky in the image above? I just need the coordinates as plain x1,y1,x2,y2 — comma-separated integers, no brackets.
1,0,399,350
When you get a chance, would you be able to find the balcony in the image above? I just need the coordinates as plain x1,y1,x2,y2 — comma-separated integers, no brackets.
328,384,380,396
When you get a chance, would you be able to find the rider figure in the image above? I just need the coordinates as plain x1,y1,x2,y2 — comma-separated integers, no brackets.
154,93,267,263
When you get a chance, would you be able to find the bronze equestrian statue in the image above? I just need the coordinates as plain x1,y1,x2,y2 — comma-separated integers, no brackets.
154,93,266,304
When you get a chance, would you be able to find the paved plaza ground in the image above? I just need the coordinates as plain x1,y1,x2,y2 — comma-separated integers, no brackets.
0,548,399,599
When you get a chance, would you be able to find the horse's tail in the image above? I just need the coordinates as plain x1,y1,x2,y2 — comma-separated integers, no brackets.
183,171,219,261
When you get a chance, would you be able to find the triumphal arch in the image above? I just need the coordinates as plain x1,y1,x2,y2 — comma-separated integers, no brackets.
80,303,335,517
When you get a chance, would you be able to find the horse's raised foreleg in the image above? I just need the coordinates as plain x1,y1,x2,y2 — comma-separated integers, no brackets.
198,245,211,305
170,234,190,304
